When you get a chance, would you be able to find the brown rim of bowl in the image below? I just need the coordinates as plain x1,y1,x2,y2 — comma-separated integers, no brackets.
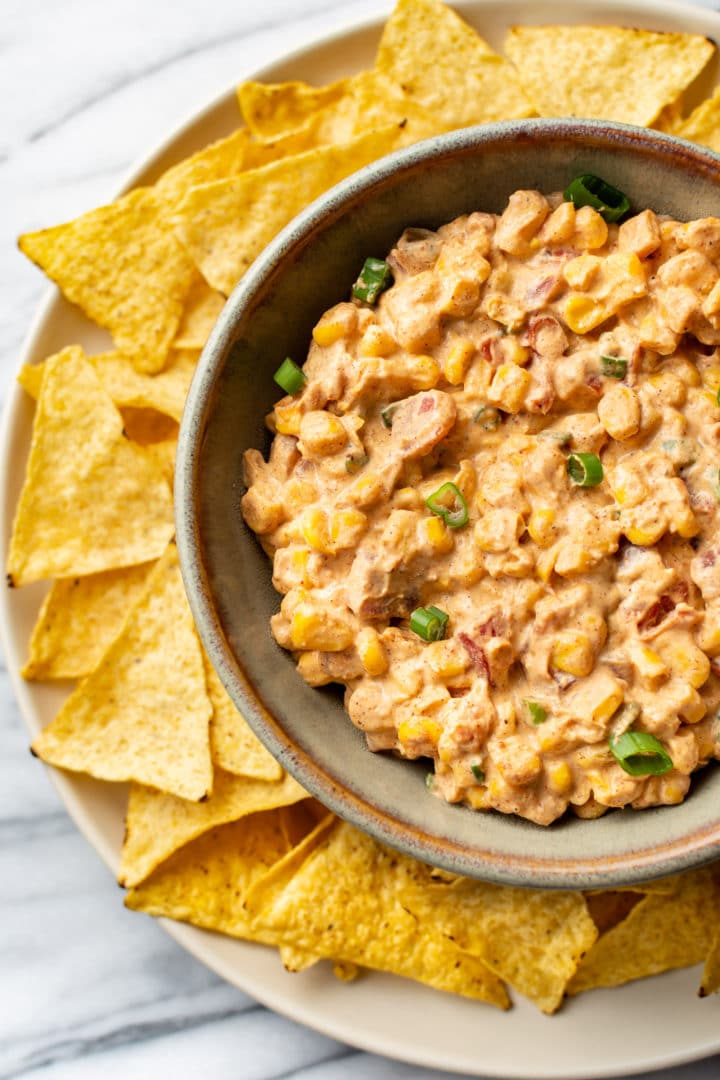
176,117,720,890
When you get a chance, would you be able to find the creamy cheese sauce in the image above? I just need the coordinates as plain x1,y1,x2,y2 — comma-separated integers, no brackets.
242,189,720,825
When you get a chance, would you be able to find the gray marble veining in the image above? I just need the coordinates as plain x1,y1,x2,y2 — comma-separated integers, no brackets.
3,1,720,1077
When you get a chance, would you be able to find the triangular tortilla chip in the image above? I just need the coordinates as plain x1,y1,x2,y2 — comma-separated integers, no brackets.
19,187,195,373
7,347,174,586
31,544,213,802
23,561,157,680
154,129,256,205
676,85,720,152
171,124,405,294
376,0,534,127
172,273,225,349
700,929,720,997
569,867,719,995
238,78,355,141
119,766,307,886
504,26,714,127
125,810,293,940
202,652,282,781
245,820,510,1008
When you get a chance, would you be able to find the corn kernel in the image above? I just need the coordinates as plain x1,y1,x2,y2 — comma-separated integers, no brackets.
423,515,455,554
347,472,385,508
629,643,669,689
500,335,530,367
487,363,531,414
702,366,720,394
702,279,720,319
474,508,523,553
312,318,347,347
397,716,442,748
547,762,573,796
657,633,711,688
359,324,396,357
698,611,720,656
426,640,470,679
675,507,700,540
564,294,607,334
597,384,641,442
290,604,354,651
563,254,602,290
677,684,707,724
536,544,559,583
662,778,688,804
393,486,423,510
444,339,475,385
574,205,609,250
591,683,624,724
299,410,347,455
623,521,667,547
406,354,441,390
356,627,388,676
551,632,595,677
274,402,303,436
483,294,526,330
329,508,367,550
466,786,491,809
538,200,575,244
300,507,333,554
441,278,480,318
527,507,556,547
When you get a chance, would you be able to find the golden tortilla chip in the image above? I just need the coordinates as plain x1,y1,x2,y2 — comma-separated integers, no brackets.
119,766,307,886
18,347,197,424
19,187,195,373
22,561,156,681
504,26,714,127
245,820,510,1008
31,544,213,801
700,930,720,997
125,810,292,940
143,438,177,487
569,867,719,995
584,891,643,936
202,652,282,781
119,407,179,445
154,129,256,205
376,0,534,128
238,78,355,141
676,85,720,152
172,274,225,347
7,347,174,586
171,124,405,295
399,866,596,1014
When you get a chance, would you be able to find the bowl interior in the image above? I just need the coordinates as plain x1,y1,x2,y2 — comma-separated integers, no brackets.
178,119,720,889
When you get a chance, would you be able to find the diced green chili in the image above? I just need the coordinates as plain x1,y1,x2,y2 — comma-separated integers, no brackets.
473,404,501,429
345,452,369,474
563,174,631,223
471,764,486,783
600,354,628,379
609,730,673,776
538,430,571,447
381,403,398,429
524,700,547,725
273,357,306,395
567,451,603,488
426,482,469,529
352,257,393,304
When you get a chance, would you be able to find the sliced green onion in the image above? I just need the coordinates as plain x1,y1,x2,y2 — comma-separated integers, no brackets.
425,772,435,790
524,700,547,725
471,764,486,783
661,438,696,469
473,404,501,429
410,605,449,642
380,403,397,429
609,730,673,776
567,451,603,488
273,357,306,395
352,257,393,304
600,354,628,379
538,430,571,447
426,482,469,529
345,452,369,474
563,174,631,223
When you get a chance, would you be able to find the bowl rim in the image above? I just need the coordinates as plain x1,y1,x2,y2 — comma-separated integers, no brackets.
176,116,720,890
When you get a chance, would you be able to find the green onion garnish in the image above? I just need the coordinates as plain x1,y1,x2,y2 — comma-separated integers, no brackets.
426,482,469,529
600,354,628,379
473,404,501,429
273,357,307,395
352,257,393,304
567,451,603,488
563,174,630,223
609,730,673,776
345,452,369,474
410,605,449,642
538,430,571,447
471,764,485,783
380,404,397,429
524,700,547,725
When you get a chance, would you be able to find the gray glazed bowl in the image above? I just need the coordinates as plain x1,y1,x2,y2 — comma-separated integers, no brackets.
177,118,720,890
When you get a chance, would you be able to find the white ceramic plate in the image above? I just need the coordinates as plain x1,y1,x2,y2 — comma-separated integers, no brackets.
3,2,720,1076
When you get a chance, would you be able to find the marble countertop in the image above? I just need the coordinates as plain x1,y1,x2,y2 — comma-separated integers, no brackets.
3,1,720,1077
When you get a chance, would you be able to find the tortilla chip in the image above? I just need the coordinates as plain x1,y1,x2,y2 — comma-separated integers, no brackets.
584,891,643,936
676,85,720,152
154,129,256,205
171,124,405,295
202,652,282,781
144,438,177,487
7,347,174,586
119,766,307,886
245,820,510,1008
569,867,719,995
238,78,356,141
376,0,534,128
19,187,195,373
18,347,197,424
22,561,156,681
700,930,720,997
399,867,596,1014
32,544,213,802
173,274,225,348
125,810,293,940
119,407,179,445
504,26,714,127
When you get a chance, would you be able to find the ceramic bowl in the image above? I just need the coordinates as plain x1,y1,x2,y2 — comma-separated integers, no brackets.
176,118,720,889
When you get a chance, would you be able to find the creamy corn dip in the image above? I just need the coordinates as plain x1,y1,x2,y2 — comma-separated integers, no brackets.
242,185,720,825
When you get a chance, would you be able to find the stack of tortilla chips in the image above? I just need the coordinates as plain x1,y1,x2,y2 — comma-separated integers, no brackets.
10,0,720,1011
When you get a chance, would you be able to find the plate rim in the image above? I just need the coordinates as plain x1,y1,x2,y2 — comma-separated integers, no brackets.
3,2,720,1077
